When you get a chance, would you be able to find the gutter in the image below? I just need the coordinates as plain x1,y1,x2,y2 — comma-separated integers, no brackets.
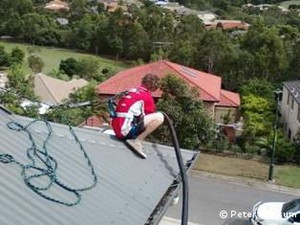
146,150,201,225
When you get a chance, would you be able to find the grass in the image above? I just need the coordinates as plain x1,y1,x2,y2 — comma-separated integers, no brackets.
193,152,300,189
276,165,300,188
0,40,130,75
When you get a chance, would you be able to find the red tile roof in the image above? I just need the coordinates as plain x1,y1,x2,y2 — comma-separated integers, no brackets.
206,20,250,30
216,90,240,107
97,60,222,102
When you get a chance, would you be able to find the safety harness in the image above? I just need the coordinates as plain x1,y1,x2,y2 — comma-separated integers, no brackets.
108,90,129,119
108,90,145,139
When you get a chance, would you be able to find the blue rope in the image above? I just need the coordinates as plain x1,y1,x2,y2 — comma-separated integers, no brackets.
0,118,98,206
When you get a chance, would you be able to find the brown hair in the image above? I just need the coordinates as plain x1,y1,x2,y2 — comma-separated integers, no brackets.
141,74,160,91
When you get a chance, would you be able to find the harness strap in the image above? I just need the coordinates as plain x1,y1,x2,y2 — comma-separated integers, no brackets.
116,112,133,119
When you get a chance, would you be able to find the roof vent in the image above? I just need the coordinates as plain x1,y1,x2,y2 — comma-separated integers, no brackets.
295,92,299,98
291,87,295,93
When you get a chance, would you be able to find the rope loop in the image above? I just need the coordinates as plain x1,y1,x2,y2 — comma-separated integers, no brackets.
0,154,14,164
1,115,98,206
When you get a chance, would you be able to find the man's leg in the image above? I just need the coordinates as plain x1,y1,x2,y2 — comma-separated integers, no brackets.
125,112,164,158
136,112,164,141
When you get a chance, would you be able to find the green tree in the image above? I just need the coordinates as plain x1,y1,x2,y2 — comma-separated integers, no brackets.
0,46,10,67
240,78,275,101
20,13,60,45
0,0,33,22
46,82,105,126
241,94,273,139
262,6,285,26
156,74,214,149
9,47,25,65
287,41,300,80
195,29,234,73
77,57,102,81
1,65,39,117
59,57,80,78
241,19,288,81
3,13,24,37
169,40,196,66
69,0,88,21
122,22,150,60
256,130,295,164
68,15,94,50
91,14,110,55
27,55,44,73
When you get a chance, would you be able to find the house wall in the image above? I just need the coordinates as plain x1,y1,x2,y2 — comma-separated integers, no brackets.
214,106,238,124
281,86,300,141
203,102,214,118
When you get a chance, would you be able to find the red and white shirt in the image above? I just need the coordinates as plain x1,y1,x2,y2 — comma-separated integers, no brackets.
112,85,155,138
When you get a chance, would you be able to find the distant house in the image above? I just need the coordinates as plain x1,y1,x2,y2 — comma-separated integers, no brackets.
206,20,250,30
96,60,240,124
175,8,218,25
281,80,300,141
45,0,70,11
99,0,128,12
56,18,69,26
242,3,289,13
34,73,88,105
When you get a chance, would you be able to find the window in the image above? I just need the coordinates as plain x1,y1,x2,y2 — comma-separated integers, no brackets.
287,93,290,105
292,98,294,110
298,105,300,122
295,213,300,222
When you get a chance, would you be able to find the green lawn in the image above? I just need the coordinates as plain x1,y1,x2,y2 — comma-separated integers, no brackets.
194,152,300,189
0,40,130,75
275,165,300,189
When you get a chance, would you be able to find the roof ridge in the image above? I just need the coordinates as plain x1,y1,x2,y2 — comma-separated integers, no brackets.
163,61,220,101
36,74,59,104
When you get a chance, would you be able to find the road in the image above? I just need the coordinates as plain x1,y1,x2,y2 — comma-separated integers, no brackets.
164,171,299,225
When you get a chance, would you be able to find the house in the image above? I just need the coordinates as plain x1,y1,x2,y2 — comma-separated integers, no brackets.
0,105,198,225
281,80,300,141
45,0,70,11
206,20,250,30
56,18,69,26
175,8,217,25
34,73,88,105
96,60,240,124
242,3,289,13
99,0,128,12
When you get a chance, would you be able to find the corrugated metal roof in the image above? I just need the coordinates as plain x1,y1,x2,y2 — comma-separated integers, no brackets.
0,108,197,225
284,80,300,104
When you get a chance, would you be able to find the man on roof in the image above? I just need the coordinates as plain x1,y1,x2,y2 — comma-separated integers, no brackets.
111,74,164,159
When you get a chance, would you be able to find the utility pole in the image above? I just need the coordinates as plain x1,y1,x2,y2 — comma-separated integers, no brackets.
268,89,283,182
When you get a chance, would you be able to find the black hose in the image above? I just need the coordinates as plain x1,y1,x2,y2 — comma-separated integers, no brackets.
162,112,189,225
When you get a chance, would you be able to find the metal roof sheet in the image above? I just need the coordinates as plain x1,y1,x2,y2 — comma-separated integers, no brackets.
284,80,300,104
0,108,197,225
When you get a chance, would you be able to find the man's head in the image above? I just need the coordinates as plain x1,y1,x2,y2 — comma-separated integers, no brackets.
142,74,160,92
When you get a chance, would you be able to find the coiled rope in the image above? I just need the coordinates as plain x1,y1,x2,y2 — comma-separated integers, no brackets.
0,112,98,206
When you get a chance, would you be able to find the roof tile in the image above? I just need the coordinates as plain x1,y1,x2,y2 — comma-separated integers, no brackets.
97,60,222,102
